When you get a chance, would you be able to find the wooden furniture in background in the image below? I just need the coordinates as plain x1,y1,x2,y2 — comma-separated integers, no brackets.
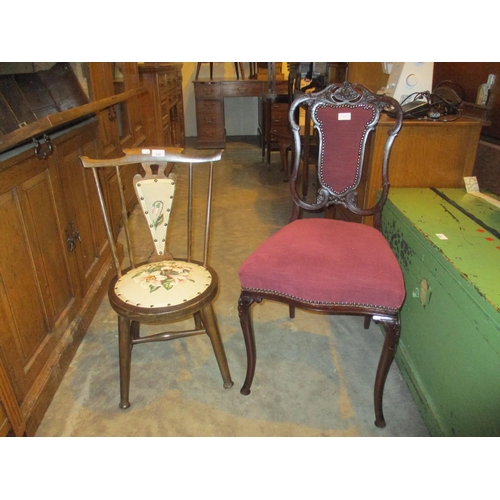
139,63,185,148
88,63,148,239
194,63,348,150
194,77,287,148
433,63,500,198
259,63,349,179
347,62,389,94
0,119,111,436
332,115,484,225
0,62,148,436
259,93,290,171
433,62,500,140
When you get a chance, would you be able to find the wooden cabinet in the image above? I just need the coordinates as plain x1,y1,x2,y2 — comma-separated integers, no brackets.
0,119,113,436
193,78,285,148
88,63,146,236
53,122,109,297
0,62,150,435
139,63,185,148
89,63,121,159
194,81,225,148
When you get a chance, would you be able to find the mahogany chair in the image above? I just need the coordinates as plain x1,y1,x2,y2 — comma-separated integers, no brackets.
80,147,233,409
238,82,404,428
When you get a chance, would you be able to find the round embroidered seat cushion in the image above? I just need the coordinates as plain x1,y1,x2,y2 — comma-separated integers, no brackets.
114,260,212,308
239,218,405,311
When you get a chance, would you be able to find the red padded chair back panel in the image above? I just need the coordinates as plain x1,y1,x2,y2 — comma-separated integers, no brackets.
314,105,375,194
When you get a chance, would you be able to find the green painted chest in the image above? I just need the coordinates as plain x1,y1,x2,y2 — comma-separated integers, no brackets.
382,188,500,436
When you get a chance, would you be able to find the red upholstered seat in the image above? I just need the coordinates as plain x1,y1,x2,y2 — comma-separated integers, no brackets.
239,218,405,311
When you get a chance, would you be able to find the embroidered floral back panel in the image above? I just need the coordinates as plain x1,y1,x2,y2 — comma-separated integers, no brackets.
133,166,176,257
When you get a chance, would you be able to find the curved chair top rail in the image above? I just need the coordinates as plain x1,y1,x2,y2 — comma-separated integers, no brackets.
80,147,224,168
290,81,403,130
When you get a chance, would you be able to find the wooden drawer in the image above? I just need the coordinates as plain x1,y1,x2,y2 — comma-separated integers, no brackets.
222,81,266,97
270,124,290,136
271,102,289,114
197,108,224,129
196,98,223,116
197,123,225,147
194,82,221,99
270,109,289,125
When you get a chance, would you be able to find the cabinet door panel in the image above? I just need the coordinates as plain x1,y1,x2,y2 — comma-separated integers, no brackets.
0,157,75,401
21,171,75,323
55,123,108,298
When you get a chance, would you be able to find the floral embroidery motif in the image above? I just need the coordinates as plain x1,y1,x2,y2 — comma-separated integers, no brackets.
150,200,164,230
131,262,194,293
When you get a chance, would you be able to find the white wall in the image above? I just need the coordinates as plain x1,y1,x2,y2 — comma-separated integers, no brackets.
181,62,287,138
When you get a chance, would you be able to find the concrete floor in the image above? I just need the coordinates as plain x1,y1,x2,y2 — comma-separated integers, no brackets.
35,138,429,437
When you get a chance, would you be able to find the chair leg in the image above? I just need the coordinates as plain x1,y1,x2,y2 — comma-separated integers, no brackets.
372,315,401,428
194,311,203,330
238,294,259,395
118,316,135,409
277,136,292,182
199,303,233,389
364,315,372,329
233,62,245,79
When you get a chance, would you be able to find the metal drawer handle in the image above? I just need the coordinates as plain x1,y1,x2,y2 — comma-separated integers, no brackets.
33,134,53,159
65,221,81,252
108,106,117,122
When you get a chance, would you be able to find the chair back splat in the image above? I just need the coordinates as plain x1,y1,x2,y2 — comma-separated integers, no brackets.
289,81,402,226
80,147,233,410
238,82,404,428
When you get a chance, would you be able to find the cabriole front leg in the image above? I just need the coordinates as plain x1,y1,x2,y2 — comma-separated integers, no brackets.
238,293,259,395
372,314,401,428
